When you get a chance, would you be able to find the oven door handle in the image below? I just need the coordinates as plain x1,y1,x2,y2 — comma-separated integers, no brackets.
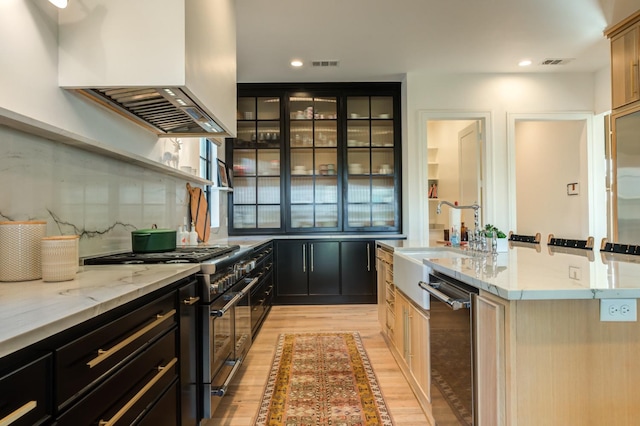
210,277,260,317
418,281,469,310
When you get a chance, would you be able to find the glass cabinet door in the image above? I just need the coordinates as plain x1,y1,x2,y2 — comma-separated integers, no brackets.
346,96,396,229
289,95,339,230
231,96,282,230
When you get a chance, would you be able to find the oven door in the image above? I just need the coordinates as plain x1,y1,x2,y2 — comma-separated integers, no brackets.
200,294,235,418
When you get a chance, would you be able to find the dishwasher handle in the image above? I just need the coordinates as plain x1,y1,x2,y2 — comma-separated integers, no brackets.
418,281,470,310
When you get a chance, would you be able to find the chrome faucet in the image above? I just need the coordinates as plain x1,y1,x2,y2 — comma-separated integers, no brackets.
436,201,483,251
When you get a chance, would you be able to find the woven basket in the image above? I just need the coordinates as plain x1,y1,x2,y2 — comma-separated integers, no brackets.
0,221,47,281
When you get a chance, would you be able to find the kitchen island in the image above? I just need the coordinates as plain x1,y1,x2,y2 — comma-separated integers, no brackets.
385,241,640,426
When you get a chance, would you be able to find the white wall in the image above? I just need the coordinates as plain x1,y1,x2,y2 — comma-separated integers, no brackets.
0,1,228,255
403,72,601,241
0,1,161,158
515,120,589,239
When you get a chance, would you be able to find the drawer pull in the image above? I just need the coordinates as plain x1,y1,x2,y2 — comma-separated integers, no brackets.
98,357,177,426
182,296,200,306
0,400,37,426
87,309,176,368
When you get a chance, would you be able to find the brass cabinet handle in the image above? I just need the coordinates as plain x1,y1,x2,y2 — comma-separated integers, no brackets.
87,309,176,368
633,61,639,95
98,357,177,426
182,296,200,306
0,400,37,426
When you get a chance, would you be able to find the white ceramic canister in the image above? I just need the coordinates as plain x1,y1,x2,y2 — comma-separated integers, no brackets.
41,235,79,282
0,221,48,281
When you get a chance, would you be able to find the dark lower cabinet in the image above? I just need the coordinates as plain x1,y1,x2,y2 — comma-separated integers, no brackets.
56,330,178,426
0,275,197,426
0,354,52,426
341,241,376,297
178,281,199,426
275,239,376,304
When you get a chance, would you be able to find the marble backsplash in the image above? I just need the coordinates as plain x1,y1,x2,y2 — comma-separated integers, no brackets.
0,125,226,257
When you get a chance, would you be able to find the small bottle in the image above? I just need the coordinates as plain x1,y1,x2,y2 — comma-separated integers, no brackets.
450,226,460,247
179,226,188,247
189,222,198,246
460,222,467,241
176,225,183,246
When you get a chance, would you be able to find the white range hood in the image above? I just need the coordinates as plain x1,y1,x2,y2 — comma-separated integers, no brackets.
58,0,236,138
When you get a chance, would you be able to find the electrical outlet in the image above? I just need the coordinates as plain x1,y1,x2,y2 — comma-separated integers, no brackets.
600,299,637,322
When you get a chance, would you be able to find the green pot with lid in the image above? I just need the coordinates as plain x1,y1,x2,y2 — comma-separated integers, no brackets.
131,227,177,253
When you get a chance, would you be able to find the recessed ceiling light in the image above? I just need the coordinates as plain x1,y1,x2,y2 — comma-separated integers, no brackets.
291,60,303,67
518,59,532,67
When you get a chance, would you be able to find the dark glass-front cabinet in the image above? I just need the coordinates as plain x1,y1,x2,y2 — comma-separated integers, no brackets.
227,83,401,235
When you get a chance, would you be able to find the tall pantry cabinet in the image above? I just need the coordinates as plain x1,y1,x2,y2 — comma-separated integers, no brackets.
226,83,401,305
226,83,401,235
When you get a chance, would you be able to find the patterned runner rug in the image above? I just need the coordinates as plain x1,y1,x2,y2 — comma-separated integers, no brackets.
254,332,394,426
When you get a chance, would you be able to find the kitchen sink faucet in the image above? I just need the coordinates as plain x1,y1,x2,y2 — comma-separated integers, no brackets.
436,201,483,251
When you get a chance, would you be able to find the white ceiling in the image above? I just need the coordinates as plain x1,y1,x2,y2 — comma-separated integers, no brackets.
235,0,639,83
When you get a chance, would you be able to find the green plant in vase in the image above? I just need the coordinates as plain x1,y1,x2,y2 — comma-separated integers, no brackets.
484,224,508,252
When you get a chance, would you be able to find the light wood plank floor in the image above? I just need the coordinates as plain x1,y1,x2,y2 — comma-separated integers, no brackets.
205,304,430,425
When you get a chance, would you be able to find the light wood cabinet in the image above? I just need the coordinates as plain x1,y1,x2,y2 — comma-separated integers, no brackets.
607,11,640,110
376,246,394,334
392,291,430,408
474,290,640,426
475,293,507,426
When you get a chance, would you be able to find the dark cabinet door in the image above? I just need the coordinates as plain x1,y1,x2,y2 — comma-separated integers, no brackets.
276,241,308,296
308,241,340,295
178,280,199,426
341,241,376,296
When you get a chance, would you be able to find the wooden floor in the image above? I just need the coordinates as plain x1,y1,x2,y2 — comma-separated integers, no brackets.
205,304,430,425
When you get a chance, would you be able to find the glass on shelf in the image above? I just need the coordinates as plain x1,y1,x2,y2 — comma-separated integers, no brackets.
233,149,256,176
290,121,313,147
347,121,370,147
314,121,337,147
237,97,255,120
233,205,256,228
290,149,313,176
257,205,281,228
257,97,279,120
372,204,395,227
347,96,369,119
235,122,255,146
313,97,337,119
372,149,394,175
257,150,280,176
371,96,393,119
315,204,338,228
291,204,314,228
256,121,281,147
371,121,393,147
347,204,371,227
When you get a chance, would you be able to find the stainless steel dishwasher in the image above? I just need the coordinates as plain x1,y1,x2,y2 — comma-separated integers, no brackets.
419,272,478,426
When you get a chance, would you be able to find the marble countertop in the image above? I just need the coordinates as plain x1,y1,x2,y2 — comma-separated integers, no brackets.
412,245,640,300
0,264,200,359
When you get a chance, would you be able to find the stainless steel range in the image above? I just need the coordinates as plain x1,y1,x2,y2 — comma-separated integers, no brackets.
195,242,273,419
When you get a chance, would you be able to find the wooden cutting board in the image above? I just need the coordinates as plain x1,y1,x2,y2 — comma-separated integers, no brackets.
186,183,211,243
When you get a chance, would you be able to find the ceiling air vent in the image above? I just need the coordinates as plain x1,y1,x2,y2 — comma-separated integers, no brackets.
541,58,574,65
312,60,339,67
